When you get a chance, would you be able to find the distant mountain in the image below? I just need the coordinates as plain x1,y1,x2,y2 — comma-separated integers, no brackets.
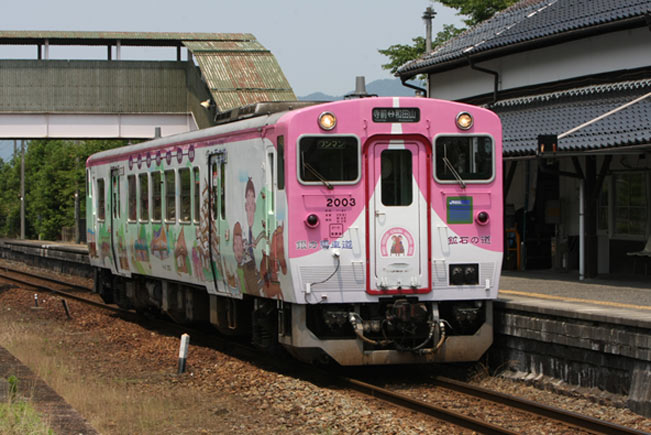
298,78,424,101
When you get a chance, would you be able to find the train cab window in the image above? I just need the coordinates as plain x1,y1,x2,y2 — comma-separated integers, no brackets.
381,150,413,206
152,171,162,221
97,179,105,221
165,170,176,222
139,173,149,222
435,136,494,183
193,167,200,224
298,136,360,185
127,175,136,222
179,168,191,223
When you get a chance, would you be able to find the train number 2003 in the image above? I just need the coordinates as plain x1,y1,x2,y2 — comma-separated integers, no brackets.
326,197,356,208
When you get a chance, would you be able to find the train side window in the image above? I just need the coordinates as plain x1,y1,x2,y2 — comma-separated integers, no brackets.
179,168,191,223
128,174,137,222
112,175,120,219
86,170,91,199
165,169,176,222
277,136,285,190
434,136,494,183
220,162,226,220
152,171,162,222
298,135,360,185
139,173,149,222
97,178,105,221
193,167,200,223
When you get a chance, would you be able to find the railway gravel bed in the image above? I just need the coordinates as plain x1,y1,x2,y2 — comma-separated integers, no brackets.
0,261,650,434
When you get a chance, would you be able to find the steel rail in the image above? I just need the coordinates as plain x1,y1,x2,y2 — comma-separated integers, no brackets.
0,264,93,292
432,376,646,435
340,376,518,435
0,268,126,315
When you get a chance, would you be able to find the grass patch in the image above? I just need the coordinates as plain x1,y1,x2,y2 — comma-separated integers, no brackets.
0,313,223,434
1,376,53,435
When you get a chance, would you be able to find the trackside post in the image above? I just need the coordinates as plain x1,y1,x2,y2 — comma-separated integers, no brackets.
177,333,190,374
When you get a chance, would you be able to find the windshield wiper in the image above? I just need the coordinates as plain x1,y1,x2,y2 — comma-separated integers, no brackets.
303,161,334,190
442,157,466,189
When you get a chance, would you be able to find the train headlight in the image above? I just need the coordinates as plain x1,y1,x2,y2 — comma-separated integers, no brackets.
455,112,473,130
305,214,320,228
318,112,337,131
476,211,489,225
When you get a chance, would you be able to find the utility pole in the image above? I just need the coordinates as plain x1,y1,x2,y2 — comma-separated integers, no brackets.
20,140,25,239
422,6,437,53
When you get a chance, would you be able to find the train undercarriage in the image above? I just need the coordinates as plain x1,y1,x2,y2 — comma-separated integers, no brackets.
94,268,493,365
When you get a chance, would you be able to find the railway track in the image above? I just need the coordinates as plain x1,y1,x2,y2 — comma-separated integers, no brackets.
338,375,646,435
0,264,646,434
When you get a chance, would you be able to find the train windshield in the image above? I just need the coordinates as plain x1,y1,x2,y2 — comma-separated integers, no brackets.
435,136,493,182
298,136,359,184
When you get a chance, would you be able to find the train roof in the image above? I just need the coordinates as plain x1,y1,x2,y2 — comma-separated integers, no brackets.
86,101,328,166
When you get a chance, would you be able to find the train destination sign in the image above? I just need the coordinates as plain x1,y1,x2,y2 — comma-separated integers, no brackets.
372,107,420,123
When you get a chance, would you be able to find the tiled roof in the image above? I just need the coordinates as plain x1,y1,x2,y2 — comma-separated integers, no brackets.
494,79,651,156
398,0,651,76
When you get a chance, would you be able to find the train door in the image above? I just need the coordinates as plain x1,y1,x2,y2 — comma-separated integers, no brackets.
109,168,130,276
366,139,430,293
208,152,227,295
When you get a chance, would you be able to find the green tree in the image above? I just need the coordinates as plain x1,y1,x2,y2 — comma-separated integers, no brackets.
379,0,518,75
378,24,464,75
0,140,125,240
439,0,518,26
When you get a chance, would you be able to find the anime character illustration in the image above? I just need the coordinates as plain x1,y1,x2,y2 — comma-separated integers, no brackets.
174,227,190,275
390,235,405,256
117,229,130,270
151,226,169,260
242,178,265,295
231,222,247,294
260,223,287,299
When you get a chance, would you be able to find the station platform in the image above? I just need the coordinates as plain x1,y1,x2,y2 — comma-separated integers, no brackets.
499,270,651,325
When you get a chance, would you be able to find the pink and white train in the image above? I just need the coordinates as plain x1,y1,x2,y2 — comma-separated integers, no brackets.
86,97,503,365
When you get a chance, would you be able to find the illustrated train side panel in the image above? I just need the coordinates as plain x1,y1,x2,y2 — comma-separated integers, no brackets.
87,97,503,365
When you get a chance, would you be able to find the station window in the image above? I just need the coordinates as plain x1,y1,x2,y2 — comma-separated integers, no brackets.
152,171,162,221
127,175,136,221
298,135,359,184
193,167,200,223
139,173,149,222
179,168,191,223
97,178,105,221
165,169,176,221
613,172,648,237
435,136,493,182
381,149,412,206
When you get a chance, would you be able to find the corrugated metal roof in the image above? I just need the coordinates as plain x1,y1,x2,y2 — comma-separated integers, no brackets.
398,0,651,76
0,31,255,45
0,31,297,114
494,79,651,156
186,39,295,112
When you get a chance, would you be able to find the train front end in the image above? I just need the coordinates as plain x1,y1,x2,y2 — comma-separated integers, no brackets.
276,97,503,365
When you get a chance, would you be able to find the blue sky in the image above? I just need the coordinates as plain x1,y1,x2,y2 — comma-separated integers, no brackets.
0,1,463,160
1,0,462,96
